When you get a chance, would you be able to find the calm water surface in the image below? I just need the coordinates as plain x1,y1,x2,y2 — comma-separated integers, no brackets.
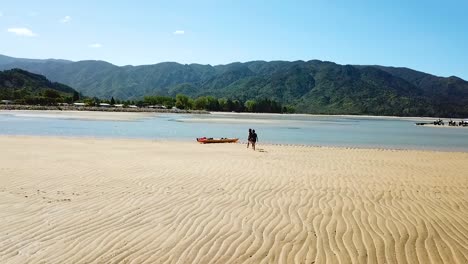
1,112,467,151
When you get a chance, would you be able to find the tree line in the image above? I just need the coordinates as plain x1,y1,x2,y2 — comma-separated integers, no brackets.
79,94,295,113
4,87,295,113
140,94,295,113
2,89,81,105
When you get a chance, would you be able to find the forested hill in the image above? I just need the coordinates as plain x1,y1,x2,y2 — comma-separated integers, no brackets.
1,54,467,116
0,68,79,104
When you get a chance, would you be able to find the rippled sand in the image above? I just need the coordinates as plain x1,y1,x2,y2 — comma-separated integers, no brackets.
0,136,467,263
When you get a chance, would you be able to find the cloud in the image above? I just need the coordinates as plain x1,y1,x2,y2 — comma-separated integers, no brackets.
7,27,38,37
0,12,3,17
173,30,185,35
60,16,72,23
88,43,103,48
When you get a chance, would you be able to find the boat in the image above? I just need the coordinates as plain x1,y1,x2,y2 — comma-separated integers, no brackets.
196,137,239,144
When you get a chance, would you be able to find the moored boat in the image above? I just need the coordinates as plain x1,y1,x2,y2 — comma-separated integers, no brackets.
196,137,239,144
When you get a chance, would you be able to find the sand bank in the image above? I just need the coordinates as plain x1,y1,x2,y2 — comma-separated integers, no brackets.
210,111,445,122
0,136,467,263
0,105,208,114
0,110,158,121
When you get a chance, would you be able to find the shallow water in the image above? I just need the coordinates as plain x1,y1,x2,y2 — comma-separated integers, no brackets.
1,112,467,151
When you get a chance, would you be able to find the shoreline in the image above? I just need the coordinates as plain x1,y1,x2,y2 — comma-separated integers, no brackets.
210,111,467,121
0,109,160,121
1,105,465,121
1,134,467,153
0,104,209,114
2,110,467,152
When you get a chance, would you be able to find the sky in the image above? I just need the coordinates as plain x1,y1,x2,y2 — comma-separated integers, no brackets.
1,0,467,79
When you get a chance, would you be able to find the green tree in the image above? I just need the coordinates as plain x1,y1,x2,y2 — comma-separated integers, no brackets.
143,95,175,108
283,105,295,113
43,89,61,99
232,100,244,112
175,94,191,109
206,96,220,111
188,98,194,109
245,100,257,112
218,98,227,111
73,91,80,102
226,99,234,111
83,98,95,106
194,96,208,110
136,100,144,107
110,97,115,105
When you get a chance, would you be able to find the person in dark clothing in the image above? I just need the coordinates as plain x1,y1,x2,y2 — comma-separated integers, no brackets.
251,129,258,151
247,128,252,148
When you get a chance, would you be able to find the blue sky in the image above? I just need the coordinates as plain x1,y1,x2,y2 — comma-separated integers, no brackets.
1,0,467,79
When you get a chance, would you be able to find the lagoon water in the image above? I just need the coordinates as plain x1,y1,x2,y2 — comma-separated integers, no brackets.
1,111,467,151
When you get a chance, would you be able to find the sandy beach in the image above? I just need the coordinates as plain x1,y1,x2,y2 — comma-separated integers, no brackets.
0,136,467,263
0,110,159,121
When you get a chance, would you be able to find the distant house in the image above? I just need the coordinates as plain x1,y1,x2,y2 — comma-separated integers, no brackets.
148,105,166,109
114,104,124,108
73,102,86,107
128,105,138,108
172,106,182,112
1,100,14,105
99,103,111,107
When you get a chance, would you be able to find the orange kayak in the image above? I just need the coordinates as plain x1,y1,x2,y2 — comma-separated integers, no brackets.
196,138,239,144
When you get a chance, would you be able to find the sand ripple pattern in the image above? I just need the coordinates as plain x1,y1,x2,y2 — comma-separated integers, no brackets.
0,136,467,264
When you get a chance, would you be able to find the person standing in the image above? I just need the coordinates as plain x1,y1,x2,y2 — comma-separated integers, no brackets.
247,128,252,148
251,129,258,151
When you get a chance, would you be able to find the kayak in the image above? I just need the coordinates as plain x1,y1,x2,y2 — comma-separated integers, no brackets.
196,137,239,144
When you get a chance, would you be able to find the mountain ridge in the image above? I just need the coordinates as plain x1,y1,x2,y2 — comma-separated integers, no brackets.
2,55,462,80
1,54,467,116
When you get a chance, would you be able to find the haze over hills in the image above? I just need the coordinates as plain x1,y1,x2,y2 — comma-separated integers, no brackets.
1,54,467,116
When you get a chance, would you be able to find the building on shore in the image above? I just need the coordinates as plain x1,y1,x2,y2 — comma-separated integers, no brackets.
1,100,14,105
148,105,166,109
